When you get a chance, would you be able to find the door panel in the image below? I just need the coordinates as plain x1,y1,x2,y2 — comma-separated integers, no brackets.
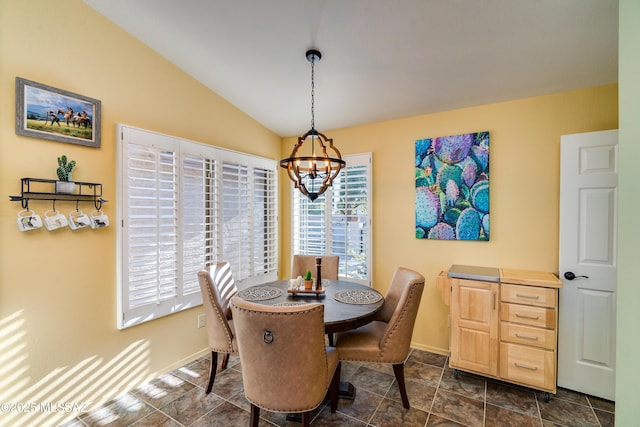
558,129,617,401
579,288,615,366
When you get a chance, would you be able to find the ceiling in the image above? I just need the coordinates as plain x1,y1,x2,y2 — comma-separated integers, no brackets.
83,0,618,137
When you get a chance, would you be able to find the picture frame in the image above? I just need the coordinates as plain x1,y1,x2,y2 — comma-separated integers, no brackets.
15,77,101,148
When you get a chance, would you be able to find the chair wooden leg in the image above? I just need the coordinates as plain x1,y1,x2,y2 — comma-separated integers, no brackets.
221,353,229,370
206,351,218,394
302,411,311,427
250,404,260,427
393,363,410,409
330,362,341,413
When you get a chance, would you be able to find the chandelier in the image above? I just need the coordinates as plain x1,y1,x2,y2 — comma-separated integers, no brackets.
280,49,345,201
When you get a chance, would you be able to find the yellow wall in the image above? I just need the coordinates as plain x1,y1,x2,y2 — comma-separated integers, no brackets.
0,1,281,425
280,84,618,354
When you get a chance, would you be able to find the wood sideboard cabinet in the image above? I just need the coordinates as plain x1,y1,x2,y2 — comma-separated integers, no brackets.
436,266,562,401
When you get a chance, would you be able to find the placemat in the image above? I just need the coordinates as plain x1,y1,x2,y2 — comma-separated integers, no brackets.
238,286,283,301
334,289,383,305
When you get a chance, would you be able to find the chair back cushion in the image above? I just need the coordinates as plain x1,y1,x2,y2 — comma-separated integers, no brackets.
231,297,337,412
198,269,236,353
378,268,425,362
376,267,420,322
208,262,238,319
291,255,339,280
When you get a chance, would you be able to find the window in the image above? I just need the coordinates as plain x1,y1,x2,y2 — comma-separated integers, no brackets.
292,153,372,285
117,125,277,328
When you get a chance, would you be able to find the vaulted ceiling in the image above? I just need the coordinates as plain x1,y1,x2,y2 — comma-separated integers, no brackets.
83,0,618,137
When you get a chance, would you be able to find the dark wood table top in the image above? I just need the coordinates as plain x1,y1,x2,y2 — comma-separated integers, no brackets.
239,280,384,334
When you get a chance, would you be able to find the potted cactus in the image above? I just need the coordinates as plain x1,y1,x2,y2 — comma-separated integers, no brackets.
303,269,314,290
55,155,77,193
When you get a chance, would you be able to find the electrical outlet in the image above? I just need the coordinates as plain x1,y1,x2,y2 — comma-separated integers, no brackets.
197,314,206,329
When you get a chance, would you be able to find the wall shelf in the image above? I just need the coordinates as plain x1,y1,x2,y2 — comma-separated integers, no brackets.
9,178,107,210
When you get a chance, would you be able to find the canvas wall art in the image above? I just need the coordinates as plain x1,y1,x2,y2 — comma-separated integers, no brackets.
15,77,101,148
415,131,489,240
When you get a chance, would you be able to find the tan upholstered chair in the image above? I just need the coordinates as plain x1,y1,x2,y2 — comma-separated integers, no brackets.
197,262,239,394
334,267,425,409
230,297,341,427
291,254,339,280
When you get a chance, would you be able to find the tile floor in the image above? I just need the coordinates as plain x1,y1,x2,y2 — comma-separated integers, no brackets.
60,349,615,427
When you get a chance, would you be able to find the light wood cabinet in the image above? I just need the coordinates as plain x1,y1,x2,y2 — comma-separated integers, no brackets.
437,267,562,401
450,279,499,377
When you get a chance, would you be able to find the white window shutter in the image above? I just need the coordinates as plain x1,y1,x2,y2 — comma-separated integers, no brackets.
292,153,372,285
118,125,277,328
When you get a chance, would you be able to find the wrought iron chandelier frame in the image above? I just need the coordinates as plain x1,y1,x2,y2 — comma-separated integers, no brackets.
280,49,345,201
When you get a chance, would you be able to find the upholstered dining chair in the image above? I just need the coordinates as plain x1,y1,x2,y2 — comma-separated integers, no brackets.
333,267,425,409
291,254,339,280
197,261,239,394
230,297,341,427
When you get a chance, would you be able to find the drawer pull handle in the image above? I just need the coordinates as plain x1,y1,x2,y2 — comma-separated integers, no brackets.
516,293,539,300
515,313,539,320
515,363,538,371
515,333,539,341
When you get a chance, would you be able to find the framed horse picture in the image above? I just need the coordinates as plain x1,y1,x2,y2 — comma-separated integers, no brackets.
15,77,101,148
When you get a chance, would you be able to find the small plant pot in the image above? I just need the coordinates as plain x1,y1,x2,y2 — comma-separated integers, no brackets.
304,280,313,290
55,181,76,194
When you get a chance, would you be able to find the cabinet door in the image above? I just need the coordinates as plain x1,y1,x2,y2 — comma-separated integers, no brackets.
450,279,499,376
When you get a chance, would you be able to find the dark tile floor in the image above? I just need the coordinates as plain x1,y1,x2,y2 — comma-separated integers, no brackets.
60,349,615,427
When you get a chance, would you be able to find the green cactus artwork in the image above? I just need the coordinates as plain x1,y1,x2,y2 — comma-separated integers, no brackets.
415,131,489,241
57,155,76,181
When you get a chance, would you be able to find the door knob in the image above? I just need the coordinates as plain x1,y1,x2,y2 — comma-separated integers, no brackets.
564,272,589,280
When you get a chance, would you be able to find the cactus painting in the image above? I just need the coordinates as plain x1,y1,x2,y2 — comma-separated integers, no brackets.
415,131,489,240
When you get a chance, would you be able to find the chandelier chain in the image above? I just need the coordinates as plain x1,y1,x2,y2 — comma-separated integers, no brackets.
310,55,315,130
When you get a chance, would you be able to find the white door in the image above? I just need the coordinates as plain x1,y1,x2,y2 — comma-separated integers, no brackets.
558,129,617,401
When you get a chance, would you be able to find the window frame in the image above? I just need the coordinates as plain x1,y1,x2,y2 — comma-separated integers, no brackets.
116,124,278,329
291,152,372,285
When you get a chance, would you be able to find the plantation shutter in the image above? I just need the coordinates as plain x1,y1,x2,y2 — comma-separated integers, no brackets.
118,125,277,328
180,146,217,302
292,153,372,284
120,128,180,326
331,154,371,280
252,166,278,279
216,150,278,287
292,192,328,254
220,160,251,280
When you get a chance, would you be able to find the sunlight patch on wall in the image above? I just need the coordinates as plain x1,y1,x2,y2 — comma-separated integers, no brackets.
0,311,151,427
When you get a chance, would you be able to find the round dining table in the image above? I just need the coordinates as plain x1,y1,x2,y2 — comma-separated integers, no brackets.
236,279,384,403
236,279,385,335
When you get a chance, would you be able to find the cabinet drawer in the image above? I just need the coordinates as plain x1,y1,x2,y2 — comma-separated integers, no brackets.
500,322,555,350
500,343,556,391
501,283,557,308
500,303,556,328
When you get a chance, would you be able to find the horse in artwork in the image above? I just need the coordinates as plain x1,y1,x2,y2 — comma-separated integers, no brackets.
57,107,74,127
75,111,91,128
